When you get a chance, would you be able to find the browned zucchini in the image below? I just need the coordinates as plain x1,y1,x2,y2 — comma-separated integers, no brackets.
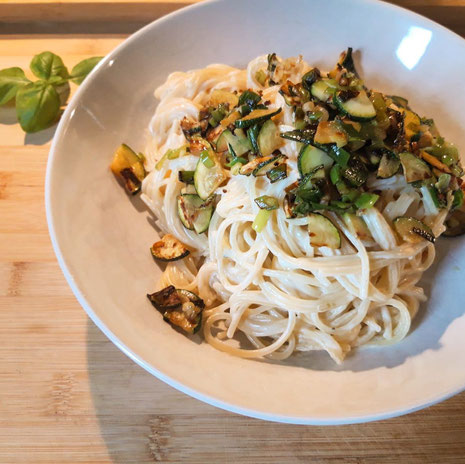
147,285,205,334
110,144,146,194
151,234,190,262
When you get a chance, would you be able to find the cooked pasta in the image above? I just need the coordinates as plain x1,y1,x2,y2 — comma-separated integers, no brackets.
117,50,465,364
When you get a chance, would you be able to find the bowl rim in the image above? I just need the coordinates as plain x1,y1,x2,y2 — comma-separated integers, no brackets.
45,0,465,425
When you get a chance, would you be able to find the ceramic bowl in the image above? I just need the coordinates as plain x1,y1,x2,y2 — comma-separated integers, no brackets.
46,0,465,424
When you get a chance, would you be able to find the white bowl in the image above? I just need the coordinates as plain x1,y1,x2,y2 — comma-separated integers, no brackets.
46,0,465,424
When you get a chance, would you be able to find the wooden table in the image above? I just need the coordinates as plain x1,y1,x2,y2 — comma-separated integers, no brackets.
1,1,464,462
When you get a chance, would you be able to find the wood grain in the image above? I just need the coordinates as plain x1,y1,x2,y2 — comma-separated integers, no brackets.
0,1,465,463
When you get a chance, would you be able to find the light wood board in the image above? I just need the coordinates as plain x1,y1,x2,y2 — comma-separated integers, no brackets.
1,1,465,462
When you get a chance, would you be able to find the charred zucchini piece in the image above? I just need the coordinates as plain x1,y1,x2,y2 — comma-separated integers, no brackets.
343,213,372,241
235,108,282,129
258,119,280,156
209,89,239,108
178,170,195,184
151,234,190,262
310,79,337,102
147,286,204,334
443,208,465,237
216,129,252,156
180,117,203,140
342,156,369,187
377,151,400,179
302,68,321,91
308,213,341,249
239,153,286,176
393,216,435,243
254,195,279,210
177,194,214,234
194,151,226,200
297,145,334,177
110,144,146,194
399,152,432,183
314,121,348,147
339,47,358,76
333,90,376,122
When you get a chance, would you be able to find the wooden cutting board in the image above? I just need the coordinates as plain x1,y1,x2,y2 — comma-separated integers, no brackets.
1,1,464,462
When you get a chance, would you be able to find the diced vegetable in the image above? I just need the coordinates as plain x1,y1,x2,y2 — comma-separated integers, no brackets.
399,152,432,183
377,151,400,178
342,157,368,187
180,117,202,140
110,143,146,194
307,213,341,249
200,150,215,168
177,194,214,234
247,124,260,154
327,145,350,168
393,216,435,243
151,234,190,262
266,164,287,183
239,153,286,176
419,150,452,174
314,121,348,147
339,47,358,76
310,79,336,102
354,192,379,209
209,89,239,108
220,110,241,127
280,128,315,145
333,90,376,121
147,286,204,334
252,209,271,232
343,213,372,240
238,90,261,108
302,68,321,91
254,195,279,210
235,108,282,129
258,119,280,156
194,151,226,200
403,109,421,141
298,144,334,176
178,170,195,184
216,129,252,156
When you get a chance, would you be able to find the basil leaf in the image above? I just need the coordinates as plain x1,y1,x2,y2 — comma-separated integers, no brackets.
16,82,60,133
70,56,103,85
0,67,31,105
30,52,68,81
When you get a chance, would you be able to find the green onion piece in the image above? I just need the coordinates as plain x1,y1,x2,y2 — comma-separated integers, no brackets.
355,193,379,209
328,145,350,167
225,156,248,168
330,164,341,184
341,190,360,203
266,164,287,183
230,163,242,176
255,69,267,86
254,195,279,210
252,209,271,232
452,189,464,210
239,90,261,108
200,150,215,168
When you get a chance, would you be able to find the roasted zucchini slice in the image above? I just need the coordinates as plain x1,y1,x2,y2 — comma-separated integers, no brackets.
377,150,400,179
333,90,376,122
151,234,190,262
343,213,372,241
314,121,348,147
298,144,334,176
257,119,280,157
147,286,205,334
308,213,341,249
393,216,435,243
177,194,214,234
194,150,226,200
399,152,432,183
110,143,146,194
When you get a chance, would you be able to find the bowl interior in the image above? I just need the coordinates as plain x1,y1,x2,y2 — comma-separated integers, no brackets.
47,0,465,424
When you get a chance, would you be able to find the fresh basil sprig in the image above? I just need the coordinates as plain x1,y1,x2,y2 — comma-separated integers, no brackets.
0,51,103,133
